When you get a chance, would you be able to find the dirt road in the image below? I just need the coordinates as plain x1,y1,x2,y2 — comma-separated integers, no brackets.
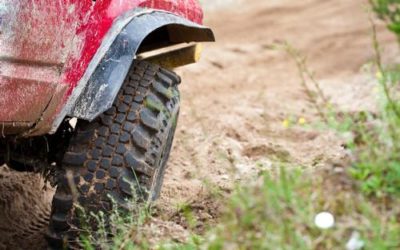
0,0,397,248
159,0,397,216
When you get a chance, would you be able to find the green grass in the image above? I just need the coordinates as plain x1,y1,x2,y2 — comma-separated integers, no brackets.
78,200,152,250
91,167,398,250
79,167,400,250
194,168,400,250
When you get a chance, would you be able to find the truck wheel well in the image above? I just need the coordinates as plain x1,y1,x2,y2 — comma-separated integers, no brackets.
65,11,214,123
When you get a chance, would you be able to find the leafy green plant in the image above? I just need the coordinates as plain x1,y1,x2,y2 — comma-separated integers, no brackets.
370,0,400,38
346,19,400,197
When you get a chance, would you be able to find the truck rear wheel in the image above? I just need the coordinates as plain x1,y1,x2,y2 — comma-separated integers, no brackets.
46,61,180,248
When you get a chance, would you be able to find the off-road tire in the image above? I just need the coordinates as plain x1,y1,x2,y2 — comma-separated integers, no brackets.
46,61,180,249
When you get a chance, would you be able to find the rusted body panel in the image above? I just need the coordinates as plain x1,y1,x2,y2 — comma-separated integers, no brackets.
0,0,206,136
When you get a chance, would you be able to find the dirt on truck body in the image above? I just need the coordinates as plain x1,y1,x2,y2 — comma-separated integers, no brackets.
0,0,398,249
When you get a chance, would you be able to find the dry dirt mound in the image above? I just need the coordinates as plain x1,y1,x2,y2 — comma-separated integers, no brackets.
0,0,398,248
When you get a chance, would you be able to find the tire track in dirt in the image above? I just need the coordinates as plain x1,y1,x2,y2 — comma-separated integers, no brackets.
0,166,54,249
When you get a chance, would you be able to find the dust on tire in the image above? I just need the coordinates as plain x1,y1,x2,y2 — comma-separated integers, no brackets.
47,61,181,248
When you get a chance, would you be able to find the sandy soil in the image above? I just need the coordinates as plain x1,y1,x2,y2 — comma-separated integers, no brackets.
0,0,398,248
0,167,53,249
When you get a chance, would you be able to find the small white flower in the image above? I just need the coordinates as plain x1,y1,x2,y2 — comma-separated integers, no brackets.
346,231,365,250
314,212,335,229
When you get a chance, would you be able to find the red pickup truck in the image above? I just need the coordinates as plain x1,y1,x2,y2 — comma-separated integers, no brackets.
0,0,214,248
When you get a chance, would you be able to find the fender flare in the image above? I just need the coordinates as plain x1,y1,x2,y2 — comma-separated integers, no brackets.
51,9,214,131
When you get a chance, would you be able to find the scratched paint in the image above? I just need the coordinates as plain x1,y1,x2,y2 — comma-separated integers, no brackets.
0,0,88,64
0,0,92,124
